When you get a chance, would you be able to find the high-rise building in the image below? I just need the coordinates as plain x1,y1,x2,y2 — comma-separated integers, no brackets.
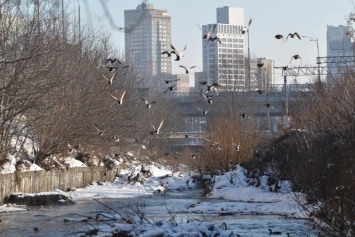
326,25,354,82
124,3,171,79
327,25,353,57
202,6,245,91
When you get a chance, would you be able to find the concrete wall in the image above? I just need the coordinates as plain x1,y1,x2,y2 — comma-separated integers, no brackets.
0,167,118,205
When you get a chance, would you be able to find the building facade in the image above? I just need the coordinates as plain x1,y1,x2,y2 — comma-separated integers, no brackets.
124,3,171,79
202,6,245,91
327,25,354,83
249,58,275,92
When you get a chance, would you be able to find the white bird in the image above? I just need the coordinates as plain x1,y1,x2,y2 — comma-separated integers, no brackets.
233,143,240,152
141,98,157,109
102,72,116,85
179,65,196,74
113,136,120,143
171,44,187,61
93,124,106,136
240,19,252,36
150,120,164,135
110,91,126,106
198,23,217,40
200,91,213,104
196,107,211,115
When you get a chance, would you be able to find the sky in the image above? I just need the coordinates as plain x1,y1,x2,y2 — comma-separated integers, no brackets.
76,0,355,84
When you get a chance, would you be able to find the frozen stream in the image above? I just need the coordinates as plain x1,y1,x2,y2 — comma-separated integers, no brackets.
0,189,322,237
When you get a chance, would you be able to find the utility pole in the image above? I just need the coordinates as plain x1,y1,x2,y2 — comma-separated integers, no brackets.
302,36,321,83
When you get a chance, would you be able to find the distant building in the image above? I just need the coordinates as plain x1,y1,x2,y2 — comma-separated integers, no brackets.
249,58,275,91
202,6,245,91
124,3,172,81
327,25,354,82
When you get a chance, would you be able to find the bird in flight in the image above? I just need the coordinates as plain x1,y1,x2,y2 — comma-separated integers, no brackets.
198,23,217,40
257,62,264,68
93,124,106,136
289,54,302,65
179,65,196,74
200,81,221,95
274,34,284,43
156,77,180,84
110,90,126,106
171,44,187,61
196,107,211,115
163,85,178,94
209,36,222,44
200,91,213,104
150,120,164,135
240,19,252,36
264,103,277,111
161,50,175,57
102,72,116,85
286,32,301,41
141,98,157,109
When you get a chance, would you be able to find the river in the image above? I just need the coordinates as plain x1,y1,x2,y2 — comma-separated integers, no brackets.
0,189,322,237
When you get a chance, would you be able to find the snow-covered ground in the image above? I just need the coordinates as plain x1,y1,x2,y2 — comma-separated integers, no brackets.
0,144,315,236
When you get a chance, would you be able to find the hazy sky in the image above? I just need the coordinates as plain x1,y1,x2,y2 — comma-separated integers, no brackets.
78,0,354,84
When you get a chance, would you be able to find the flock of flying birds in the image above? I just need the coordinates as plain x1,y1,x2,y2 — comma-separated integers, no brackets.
91,21,304,156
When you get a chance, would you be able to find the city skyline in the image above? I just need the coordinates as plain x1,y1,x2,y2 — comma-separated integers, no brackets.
79,0,355,84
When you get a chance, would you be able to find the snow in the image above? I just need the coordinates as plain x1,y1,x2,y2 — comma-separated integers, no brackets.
0,135,321,236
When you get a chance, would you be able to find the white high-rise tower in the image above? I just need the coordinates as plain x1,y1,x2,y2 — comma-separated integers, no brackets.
124,3,171,77
201,6,245,91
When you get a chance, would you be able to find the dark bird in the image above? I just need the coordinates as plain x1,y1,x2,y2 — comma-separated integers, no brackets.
150,120,164,135
257,62,264,68
257,89,265,94
93,124,106,136
286,32,301,41
141,98,157,108
209,36,222,44
110,90,126,106
156,77,180,84
102,72,116,85
286,233,292,237
240,19,252,35
157,152,178,159
106,58,129,71
274,34,284,43
268,229,282,235
107,57,119,63
196,107,211,115
179,65,196,74
198,23,217,40
199,81,221,94
171,44,187,61
163,85,178,94
264,103,276,111
240,113,249,119
289,54,302,65
161,50,175,57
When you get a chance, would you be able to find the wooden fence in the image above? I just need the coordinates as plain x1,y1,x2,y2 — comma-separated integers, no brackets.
0,166,118,205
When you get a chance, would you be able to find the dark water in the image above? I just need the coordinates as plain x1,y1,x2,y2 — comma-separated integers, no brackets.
0,190,321,237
